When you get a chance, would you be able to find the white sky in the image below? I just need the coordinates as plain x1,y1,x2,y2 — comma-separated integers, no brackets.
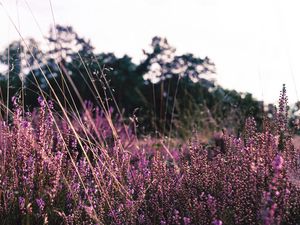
1,0,300,104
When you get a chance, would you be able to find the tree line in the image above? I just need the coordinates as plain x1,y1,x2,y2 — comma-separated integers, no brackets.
0,25,273,138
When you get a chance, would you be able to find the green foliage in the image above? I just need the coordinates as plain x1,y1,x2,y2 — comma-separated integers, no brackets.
0,25,267,138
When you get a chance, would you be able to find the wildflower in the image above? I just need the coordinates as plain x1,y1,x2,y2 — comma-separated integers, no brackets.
38,96,45,107
36,198,45,212
273,154,284,171
19,197,25,214
212,219,223,225
183,217,191,225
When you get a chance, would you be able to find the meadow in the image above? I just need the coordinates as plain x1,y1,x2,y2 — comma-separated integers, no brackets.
0,22,299,225
0,74,300,225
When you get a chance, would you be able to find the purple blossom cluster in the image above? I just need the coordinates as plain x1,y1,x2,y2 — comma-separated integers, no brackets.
0,87,300,224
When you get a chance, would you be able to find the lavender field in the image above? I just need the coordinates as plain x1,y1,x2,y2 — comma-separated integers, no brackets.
0,81,299,225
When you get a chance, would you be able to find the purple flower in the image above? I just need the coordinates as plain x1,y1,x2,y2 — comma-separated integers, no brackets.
36,198,45,212
19,197,25,213
273,154,284,171
212,219,223,225
183,217,191,225
38,96,45,107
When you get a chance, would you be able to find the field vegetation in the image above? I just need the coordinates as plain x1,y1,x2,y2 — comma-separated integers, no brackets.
0,25,299,224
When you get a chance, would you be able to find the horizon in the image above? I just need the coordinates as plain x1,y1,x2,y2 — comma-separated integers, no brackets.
1,0,300,104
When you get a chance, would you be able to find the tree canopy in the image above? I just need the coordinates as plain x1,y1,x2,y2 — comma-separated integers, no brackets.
0,25,267,137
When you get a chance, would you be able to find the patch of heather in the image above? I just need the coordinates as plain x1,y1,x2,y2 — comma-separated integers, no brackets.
0,86,300,224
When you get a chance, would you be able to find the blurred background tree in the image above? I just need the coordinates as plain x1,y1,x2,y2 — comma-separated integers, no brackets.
0,25,268,138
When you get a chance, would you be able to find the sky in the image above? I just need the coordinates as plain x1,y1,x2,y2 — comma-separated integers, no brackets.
0,0,300,104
